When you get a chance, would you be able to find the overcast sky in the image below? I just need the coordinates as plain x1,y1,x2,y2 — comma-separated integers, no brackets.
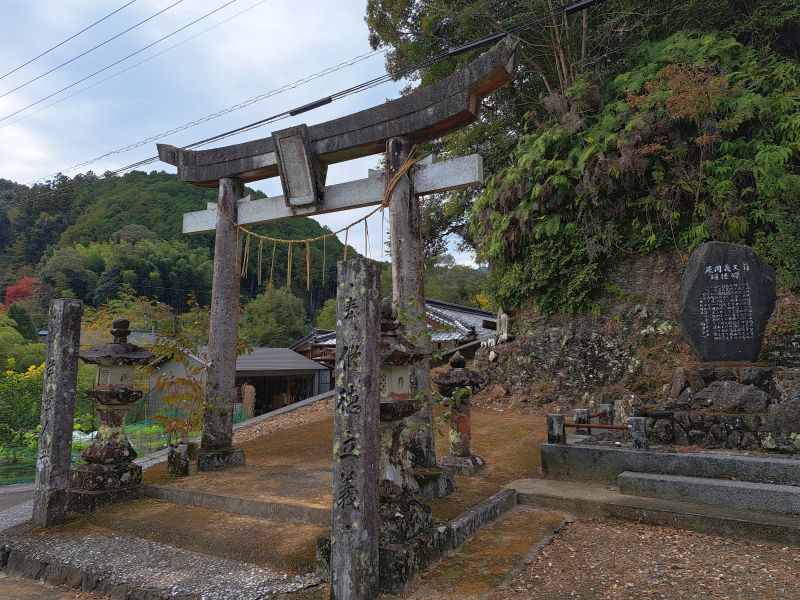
0,0,476,264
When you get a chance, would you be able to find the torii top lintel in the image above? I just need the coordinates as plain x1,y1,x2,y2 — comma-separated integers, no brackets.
157,37,518,189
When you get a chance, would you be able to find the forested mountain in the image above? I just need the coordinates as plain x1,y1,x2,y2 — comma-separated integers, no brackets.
0,170,352,323
367,0,800,314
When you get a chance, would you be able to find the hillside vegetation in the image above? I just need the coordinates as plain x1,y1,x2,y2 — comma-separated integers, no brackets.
367,0,799,314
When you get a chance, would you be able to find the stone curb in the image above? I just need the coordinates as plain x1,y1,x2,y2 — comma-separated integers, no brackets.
144,485,330,527
449,488,517,548
1,547,195,600
541,443,800,486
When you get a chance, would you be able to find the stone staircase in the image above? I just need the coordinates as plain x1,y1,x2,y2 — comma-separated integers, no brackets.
511,443,800,545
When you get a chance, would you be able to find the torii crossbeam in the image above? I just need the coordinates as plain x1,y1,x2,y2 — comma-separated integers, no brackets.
159,37,519,481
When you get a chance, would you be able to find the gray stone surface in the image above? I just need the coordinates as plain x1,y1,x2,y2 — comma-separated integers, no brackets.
692,380,770,412
157,38,518,186
618,471,800,515
541,443,800,486
389,137,437,472
330,258,382,600
32,299,82,529
511,478,800,546
678,241,777,362
144,485,330,527
202,177,244,457
1,535,318,599
547,414,566,444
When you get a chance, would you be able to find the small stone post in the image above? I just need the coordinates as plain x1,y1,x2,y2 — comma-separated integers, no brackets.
433,352,485,475
574,408,590,435
599,404,613,425
200,176,246,471
547,414,566,445
32,299,82,528
388,137,436,470
330,258,382,600
627,417,648,450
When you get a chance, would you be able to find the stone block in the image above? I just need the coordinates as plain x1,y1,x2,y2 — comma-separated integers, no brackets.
197,448,245,472
618,471,800,516
380,497,433,545
678,242,776,362
414,466,456,499
110,585,130,600
693,380,770,413
440,454,485,476
81,571,99,592
70,462,142,491
0,543,10,568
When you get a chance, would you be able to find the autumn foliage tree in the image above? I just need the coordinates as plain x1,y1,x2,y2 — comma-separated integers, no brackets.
3,276,36,309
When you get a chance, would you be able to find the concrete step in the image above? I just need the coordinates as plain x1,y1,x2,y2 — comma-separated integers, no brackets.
509,478,800,546
541,443,800,486
144,484,330,526
618,471,800,516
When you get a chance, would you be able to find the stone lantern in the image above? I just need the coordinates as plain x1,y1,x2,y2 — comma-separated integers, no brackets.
433,351,485,475
378,299,435,545
70,318,153,512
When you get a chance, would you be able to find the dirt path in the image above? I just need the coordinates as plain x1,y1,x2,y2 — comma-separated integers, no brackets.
490,519,800,600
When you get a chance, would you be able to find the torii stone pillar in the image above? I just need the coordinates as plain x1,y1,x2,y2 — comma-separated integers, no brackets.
199,176,246,471
388,137,436,470
32,299,82,528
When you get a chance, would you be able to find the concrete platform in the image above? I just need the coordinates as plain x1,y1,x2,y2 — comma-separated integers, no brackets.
509,478,800,546
541,443,800,485
618,471,800,516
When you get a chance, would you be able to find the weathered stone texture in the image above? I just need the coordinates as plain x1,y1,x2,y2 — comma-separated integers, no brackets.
678,241,777,362
32,298,82,528
330,258,382,600
201,177,244,459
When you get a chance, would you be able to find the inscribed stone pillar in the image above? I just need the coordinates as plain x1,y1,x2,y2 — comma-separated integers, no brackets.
330,258,382,600
200,177,246,469
32,299,82,528
387,136,436,469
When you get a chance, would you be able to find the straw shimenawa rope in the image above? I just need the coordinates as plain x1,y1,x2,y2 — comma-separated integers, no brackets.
226,148,421,286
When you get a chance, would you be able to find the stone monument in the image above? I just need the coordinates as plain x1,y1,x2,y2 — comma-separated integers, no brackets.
433,352,485,475
645,242,785,450
678,241,777,363
70,318,153,512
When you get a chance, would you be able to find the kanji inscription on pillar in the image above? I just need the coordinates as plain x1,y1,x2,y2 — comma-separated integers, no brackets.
330,258,381,600
678,242,776,362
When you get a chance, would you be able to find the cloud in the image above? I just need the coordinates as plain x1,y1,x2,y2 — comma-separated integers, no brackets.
0,0,477,265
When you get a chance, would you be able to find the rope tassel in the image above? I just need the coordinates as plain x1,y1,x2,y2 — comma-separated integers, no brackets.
287,242,293,288
306,240,311,291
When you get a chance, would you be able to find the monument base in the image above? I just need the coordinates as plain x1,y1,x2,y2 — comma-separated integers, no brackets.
197,448,246,472
440,454,485,476
413,466,456,499
380,495,433,545
69,462,143,513
316,524,453,595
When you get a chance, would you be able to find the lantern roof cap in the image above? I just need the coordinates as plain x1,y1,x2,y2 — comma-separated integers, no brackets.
380,298,428,366
80,317,154,366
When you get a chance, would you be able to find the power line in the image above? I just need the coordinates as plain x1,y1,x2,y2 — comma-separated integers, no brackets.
0,0,139,82
1,0,277,131
0,0,239,123
0,0,185,98
10,0,605,206
28,48,383,181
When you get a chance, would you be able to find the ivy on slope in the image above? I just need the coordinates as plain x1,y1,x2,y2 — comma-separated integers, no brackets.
472,32,800,314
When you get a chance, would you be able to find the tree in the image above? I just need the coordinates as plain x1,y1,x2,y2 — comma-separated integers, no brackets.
3,276,36,308
0,311,24,366
0,363,44,461
315,298,338,330
7,304,37,341
240,287,309,347
111,224,158,244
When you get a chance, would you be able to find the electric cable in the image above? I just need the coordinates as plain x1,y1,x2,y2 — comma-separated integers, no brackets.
0,0,240,123
9,0,606,206
0,0,185,97
0,0,139,81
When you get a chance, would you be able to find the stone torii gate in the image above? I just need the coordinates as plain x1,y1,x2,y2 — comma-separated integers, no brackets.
158,37,518,471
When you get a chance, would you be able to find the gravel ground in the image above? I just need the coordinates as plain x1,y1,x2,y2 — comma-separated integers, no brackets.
490,519,800,600
7,533,319,599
